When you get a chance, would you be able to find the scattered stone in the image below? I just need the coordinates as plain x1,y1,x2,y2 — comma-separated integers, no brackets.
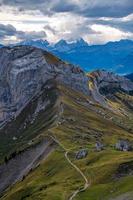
75,149,88,159
12,137,17,141
95,141,104,151
28,140,33,145
115,140,132,151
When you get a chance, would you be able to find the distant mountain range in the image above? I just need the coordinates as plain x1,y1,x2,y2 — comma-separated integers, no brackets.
0,38,133,74
50,39,133,75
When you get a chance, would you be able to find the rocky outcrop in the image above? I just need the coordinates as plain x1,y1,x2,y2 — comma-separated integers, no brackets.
0,46,89,126
87,70,133,106
115,140,132,151
115,161,133,179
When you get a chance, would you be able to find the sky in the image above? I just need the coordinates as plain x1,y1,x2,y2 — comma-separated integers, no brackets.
0,0,133,44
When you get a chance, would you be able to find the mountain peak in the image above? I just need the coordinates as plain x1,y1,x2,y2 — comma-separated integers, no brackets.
55,39,68,46
74,38,88,47
53,38,88,52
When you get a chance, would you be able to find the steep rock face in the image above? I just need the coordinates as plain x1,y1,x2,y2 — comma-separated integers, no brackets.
0,46,89,126
0,46,133,125
88,70,133,106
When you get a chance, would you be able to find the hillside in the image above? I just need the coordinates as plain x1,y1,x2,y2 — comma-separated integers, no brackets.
0,46,133,200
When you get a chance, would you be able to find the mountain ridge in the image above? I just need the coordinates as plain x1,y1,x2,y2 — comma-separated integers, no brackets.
0,46,133,126
0,46,133,200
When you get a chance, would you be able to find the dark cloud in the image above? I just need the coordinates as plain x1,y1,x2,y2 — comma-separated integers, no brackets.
1,0,133,18
0,24,16,38
51,0,77,13
78,0,133,18
0,23,47,42
92,18,133,33
82,6,130,18
44,25,57,34
2,0,47,9
50,0,133,18
19,31,47,40
1,0,54,15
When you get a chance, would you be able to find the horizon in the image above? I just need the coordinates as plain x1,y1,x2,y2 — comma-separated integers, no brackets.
1,37,133,46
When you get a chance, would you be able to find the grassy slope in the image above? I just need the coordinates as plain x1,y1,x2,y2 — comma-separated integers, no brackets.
1,150,84,200
1,84,133,200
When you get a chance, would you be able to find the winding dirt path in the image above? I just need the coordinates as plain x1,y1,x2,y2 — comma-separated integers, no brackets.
65,151,90,200
50,135,90,200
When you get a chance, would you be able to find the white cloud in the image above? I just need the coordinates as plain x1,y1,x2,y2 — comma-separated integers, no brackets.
89,24,133,44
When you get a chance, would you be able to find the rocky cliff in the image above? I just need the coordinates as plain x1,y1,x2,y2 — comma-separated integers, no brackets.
88,70,133,106
0,46,89,126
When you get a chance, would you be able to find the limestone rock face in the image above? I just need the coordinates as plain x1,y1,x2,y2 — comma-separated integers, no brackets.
0,46,133,126
0,46,90,126
88,70,133,106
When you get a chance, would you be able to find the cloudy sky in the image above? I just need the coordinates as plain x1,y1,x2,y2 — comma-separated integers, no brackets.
0,0,133,44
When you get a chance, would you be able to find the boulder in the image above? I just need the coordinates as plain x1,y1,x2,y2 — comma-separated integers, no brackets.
75,149,88,159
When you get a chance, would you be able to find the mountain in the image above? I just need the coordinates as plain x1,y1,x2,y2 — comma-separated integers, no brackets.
52,39,71,52
0,46,88,127
126,73,133,81
15,39,133,74
51,39,133,74
0,46,133,200
15,38,88,53
16,39,50,49
52,38,88,52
